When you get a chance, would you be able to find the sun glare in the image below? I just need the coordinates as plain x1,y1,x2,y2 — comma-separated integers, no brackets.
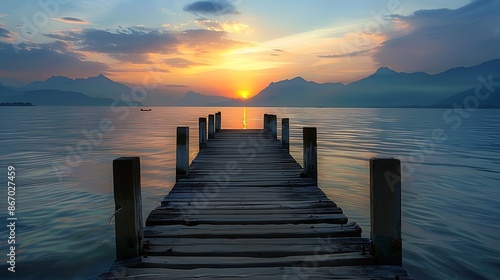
237,90,250,99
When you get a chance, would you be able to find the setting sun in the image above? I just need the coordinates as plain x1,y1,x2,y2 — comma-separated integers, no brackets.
237,90,250,99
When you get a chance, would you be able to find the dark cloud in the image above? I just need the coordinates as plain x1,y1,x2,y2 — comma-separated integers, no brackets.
319,49,371,58
0,41,108,81
184,0,239,17
164,58,207,68
374,0,500,73
0,27,13,39
53,17,88,24
46,27,246,63
68,28,175,53
46,27,178,63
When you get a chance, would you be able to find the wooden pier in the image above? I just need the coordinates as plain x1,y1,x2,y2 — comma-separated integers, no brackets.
101,113,412,279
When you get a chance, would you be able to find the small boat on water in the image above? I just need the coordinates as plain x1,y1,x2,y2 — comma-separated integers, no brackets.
140,108,152,111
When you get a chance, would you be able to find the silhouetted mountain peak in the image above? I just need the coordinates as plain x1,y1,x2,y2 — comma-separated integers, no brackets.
45,75,72,82
93,74,112,81
373,67,398,76
290,76,307,82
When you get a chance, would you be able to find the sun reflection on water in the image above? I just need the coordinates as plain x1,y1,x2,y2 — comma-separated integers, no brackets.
243,107,247,129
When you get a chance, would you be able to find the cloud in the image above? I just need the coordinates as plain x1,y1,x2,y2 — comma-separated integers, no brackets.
319,49,371,58
0,27,13,39
177,29,249,49
46,27,178,63
183,0,239,17
46,27,248,63
165,84,189,88
52,17,89,24
0,41,109,81
373,0,500,73
196,19,253,33
164,58,207,68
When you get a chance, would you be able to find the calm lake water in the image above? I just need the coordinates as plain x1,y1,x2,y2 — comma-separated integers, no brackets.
0,106,499,279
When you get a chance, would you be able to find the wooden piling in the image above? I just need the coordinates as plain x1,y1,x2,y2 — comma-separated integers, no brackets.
270,114,277,138
208,114,215,139
199,117,207,149
263,114,269,130
303,127,317,184
282,118,289,151
176,127,189,181
370,157,402,266
113,157,143,259
215,112,221,132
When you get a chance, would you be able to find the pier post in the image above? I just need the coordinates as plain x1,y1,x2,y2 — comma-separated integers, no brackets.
282,118,289,151
303,127,318,184
215,112,221,132
176,127,189,181
199,117,207,149
370,158,402,266
263,114,269,130
208,114,215,139
270,114,277,138
113,157,143,259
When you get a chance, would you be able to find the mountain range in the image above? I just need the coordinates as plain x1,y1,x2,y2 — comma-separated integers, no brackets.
243,59,500,108
1,58,499,107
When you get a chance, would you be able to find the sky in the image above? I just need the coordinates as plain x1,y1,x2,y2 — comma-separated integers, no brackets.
0,0,499,98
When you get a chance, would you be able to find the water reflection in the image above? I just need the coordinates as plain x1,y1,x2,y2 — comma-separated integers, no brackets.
243,107,247,129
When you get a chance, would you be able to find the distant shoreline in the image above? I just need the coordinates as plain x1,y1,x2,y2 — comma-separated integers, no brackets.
0,102,35,106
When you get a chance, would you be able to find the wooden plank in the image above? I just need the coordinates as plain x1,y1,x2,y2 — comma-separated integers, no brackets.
100,266,413,280
144,237,371,247
143,237,371,257
160,193,330,201
166,188,324,194
133,253,373,269
161,200,338,208
148,206,345,215
146,213,349,226
144,222,362,238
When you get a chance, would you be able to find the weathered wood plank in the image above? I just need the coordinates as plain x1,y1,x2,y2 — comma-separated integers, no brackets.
100,265,413,280
146,212,349,226
148,206,345,215
134,253,373,269
161,200,338,209
144,222,362,238
143,237,370,257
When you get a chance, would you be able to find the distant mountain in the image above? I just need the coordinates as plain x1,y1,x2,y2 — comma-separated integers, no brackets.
248,58,500,107
248,77,344,106
0,84,21,96
435,77,500,108
0,89,142,106
176,91,239,106
23,74,131,100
